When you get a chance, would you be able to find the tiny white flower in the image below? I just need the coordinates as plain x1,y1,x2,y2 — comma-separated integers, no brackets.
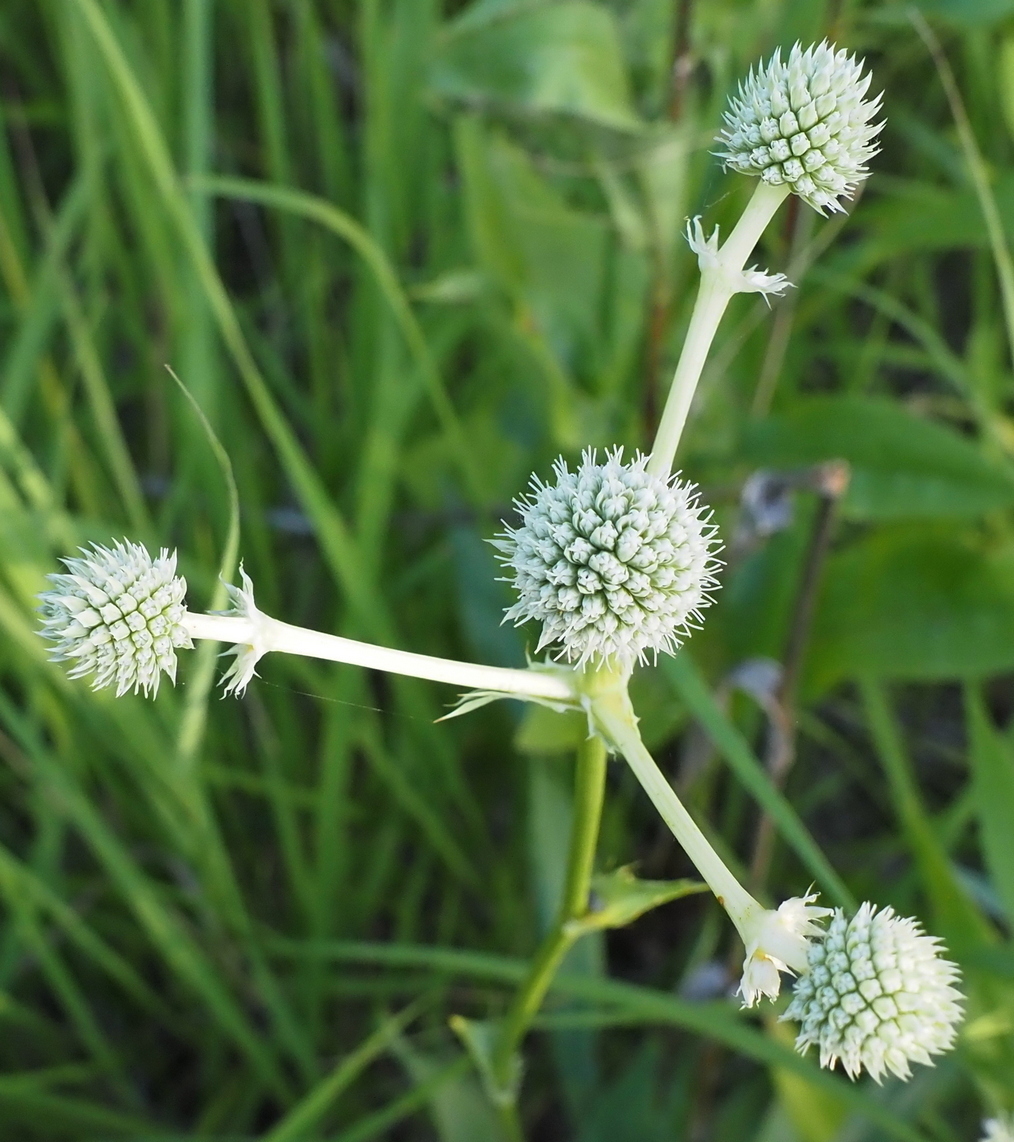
716,41,884,215
783,903,963,1082
686,218,792,300
738,891,832,1007
983,1114,1014,1142
38,540,191,698
219,565,271,697
493,448,721,669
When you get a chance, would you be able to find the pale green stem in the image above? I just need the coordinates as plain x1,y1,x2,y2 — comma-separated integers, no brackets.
492,733,608,1092
183,612,576,704
647,180,790,480
585,671,761,937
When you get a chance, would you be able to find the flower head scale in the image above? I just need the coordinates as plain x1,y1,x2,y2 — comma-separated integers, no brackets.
738,892,832,1007
783,903,963,1083
493,448,721,669
38,540,191,698
716,41,883,215
983,1115,1014,1142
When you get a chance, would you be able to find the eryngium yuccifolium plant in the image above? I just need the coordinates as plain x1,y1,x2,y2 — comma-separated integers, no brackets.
783,903,963,1082
716,41,883,214
494,449,721,669
38,541,191,698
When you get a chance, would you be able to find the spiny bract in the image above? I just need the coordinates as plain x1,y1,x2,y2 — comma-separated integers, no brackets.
716,41,883,214
494,449,721,669
38,541,191,698
782,903,963,1083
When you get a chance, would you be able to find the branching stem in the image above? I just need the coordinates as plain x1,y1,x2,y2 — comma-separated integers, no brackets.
648,180,790,479
182,611,576,703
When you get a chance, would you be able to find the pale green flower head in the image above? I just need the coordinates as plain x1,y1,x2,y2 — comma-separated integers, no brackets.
38,541,191,698
983,1114,1014,1142
717,41,883,214
783,903,963,1083
494,449,721,670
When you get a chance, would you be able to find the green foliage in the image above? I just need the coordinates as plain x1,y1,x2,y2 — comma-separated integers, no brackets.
0,0,1012,1138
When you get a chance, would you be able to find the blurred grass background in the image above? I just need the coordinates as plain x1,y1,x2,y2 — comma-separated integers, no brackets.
2,0,1014,1138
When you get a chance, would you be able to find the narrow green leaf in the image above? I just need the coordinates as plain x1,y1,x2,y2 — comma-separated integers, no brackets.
965,684,1014,925
262,1002,425,1142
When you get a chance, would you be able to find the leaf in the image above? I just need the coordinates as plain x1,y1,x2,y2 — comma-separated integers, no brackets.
910,0,1014,26
742,397,1014,521
849,174,1014,268
807,527,1014,691
449,1015,520,1108
393,1040,503,1142
966,686,1014,925
432,2,641,130
566,866,705,935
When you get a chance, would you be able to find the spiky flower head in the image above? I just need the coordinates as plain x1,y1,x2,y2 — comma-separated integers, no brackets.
738,892,832,1008
716,41,883,214
783,903,963,1082
983,1115,1014,1142
38,541,191,698
494,448,721,669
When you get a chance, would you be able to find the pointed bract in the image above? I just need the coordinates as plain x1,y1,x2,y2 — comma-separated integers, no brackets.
738,892,832,1007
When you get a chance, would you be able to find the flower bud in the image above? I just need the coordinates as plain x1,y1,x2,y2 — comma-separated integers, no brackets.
494,449,721,669
38,541,191,697
717,41,883,214
782,903,963,1082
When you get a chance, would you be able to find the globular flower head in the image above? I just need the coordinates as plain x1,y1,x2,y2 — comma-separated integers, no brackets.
716,41,883,214
738,891,832,1008
783,903,963,1082
38,541,191,698
983,1114,1014,1142
494,449,721,669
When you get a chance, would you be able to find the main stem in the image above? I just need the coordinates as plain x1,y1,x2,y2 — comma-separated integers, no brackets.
647,180,790,480
492,733,608,1090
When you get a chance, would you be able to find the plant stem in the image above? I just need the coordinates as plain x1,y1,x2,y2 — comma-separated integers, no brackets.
589,677,760,934
182,611,576,703
491,733,608,1090
647,180,790,479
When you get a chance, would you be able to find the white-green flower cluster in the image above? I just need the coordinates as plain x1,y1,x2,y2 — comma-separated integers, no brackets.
38,541,191,698
716,41,883,214
494,449,720,669
983,1115,1014,1142
783,903,963,1082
